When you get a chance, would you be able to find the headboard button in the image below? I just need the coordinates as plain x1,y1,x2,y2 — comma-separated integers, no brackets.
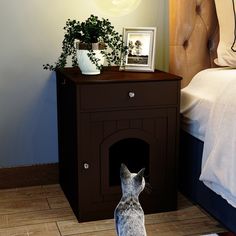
207,40,212,50
196,5,201,14
183,40,189,49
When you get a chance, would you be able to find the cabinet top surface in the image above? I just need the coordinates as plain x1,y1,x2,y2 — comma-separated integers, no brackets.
56,67,182,84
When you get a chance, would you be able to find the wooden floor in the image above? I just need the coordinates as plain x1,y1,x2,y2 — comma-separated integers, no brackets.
0,184,226,236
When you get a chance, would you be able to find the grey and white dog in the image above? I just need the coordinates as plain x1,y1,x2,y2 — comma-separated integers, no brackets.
114,163,147,236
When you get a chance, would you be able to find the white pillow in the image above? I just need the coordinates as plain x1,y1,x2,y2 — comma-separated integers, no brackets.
214,0,236,67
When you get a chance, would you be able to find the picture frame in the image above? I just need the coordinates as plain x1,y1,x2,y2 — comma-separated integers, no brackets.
121,27,156,72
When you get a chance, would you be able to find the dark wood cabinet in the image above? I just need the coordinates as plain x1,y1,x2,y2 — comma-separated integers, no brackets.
56,67,182,222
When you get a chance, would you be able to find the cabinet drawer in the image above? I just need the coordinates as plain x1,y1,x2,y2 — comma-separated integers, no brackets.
79,81,178,111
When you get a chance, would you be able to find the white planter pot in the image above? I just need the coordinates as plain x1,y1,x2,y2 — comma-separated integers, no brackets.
77,49,104,75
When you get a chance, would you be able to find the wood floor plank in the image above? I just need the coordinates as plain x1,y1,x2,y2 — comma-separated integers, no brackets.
0,222,61,236
57,206,224,236
70,229,116,236
145,217,224,236
58,216,223,236
57,218,115,236
0,186,45,202
42,184,65,198
0,198,49,215
47,196,70,209
177,193,194,210
0,184,226,236
0,184,64,202
145,206,206,224
0,208,76,229
57,207,201,236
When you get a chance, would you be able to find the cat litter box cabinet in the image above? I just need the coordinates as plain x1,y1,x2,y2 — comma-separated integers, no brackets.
56,67,181,222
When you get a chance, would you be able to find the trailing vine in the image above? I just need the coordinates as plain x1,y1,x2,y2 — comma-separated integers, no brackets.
43,15,127,71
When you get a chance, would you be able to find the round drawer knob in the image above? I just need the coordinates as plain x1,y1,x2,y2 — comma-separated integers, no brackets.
128,91,135,98
83,163,90,169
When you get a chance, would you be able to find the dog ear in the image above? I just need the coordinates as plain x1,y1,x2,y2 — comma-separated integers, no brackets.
134,168,145,183
120,163,131,180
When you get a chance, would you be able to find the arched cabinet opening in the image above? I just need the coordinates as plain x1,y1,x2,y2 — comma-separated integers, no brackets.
100,129,156,195
109,138,150,186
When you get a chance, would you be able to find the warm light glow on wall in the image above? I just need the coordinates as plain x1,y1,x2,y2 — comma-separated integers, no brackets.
93,0,142,16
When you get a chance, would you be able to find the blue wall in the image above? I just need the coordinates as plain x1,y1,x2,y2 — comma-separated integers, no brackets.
0,70,58,167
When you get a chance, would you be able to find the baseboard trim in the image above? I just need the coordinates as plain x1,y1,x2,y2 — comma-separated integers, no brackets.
0,163,59,189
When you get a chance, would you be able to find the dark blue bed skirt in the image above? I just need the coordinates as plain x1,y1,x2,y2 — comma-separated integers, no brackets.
179,131,236,233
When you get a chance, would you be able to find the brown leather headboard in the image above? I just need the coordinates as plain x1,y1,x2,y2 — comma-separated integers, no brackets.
169,0,219,87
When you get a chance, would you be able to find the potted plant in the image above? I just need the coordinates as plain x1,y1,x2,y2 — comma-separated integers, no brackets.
43,15,127,74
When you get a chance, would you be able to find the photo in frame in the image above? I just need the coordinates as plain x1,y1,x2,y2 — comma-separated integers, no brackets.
121,27,156,72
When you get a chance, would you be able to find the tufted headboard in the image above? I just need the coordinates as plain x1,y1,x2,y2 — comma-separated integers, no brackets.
169,0,219,87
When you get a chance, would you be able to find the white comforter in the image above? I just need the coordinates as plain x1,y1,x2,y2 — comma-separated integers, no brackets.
181,68,236,207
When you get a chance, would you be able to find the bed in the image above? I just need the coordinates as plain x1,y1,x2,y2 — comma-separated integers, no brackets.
169,0,236,232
